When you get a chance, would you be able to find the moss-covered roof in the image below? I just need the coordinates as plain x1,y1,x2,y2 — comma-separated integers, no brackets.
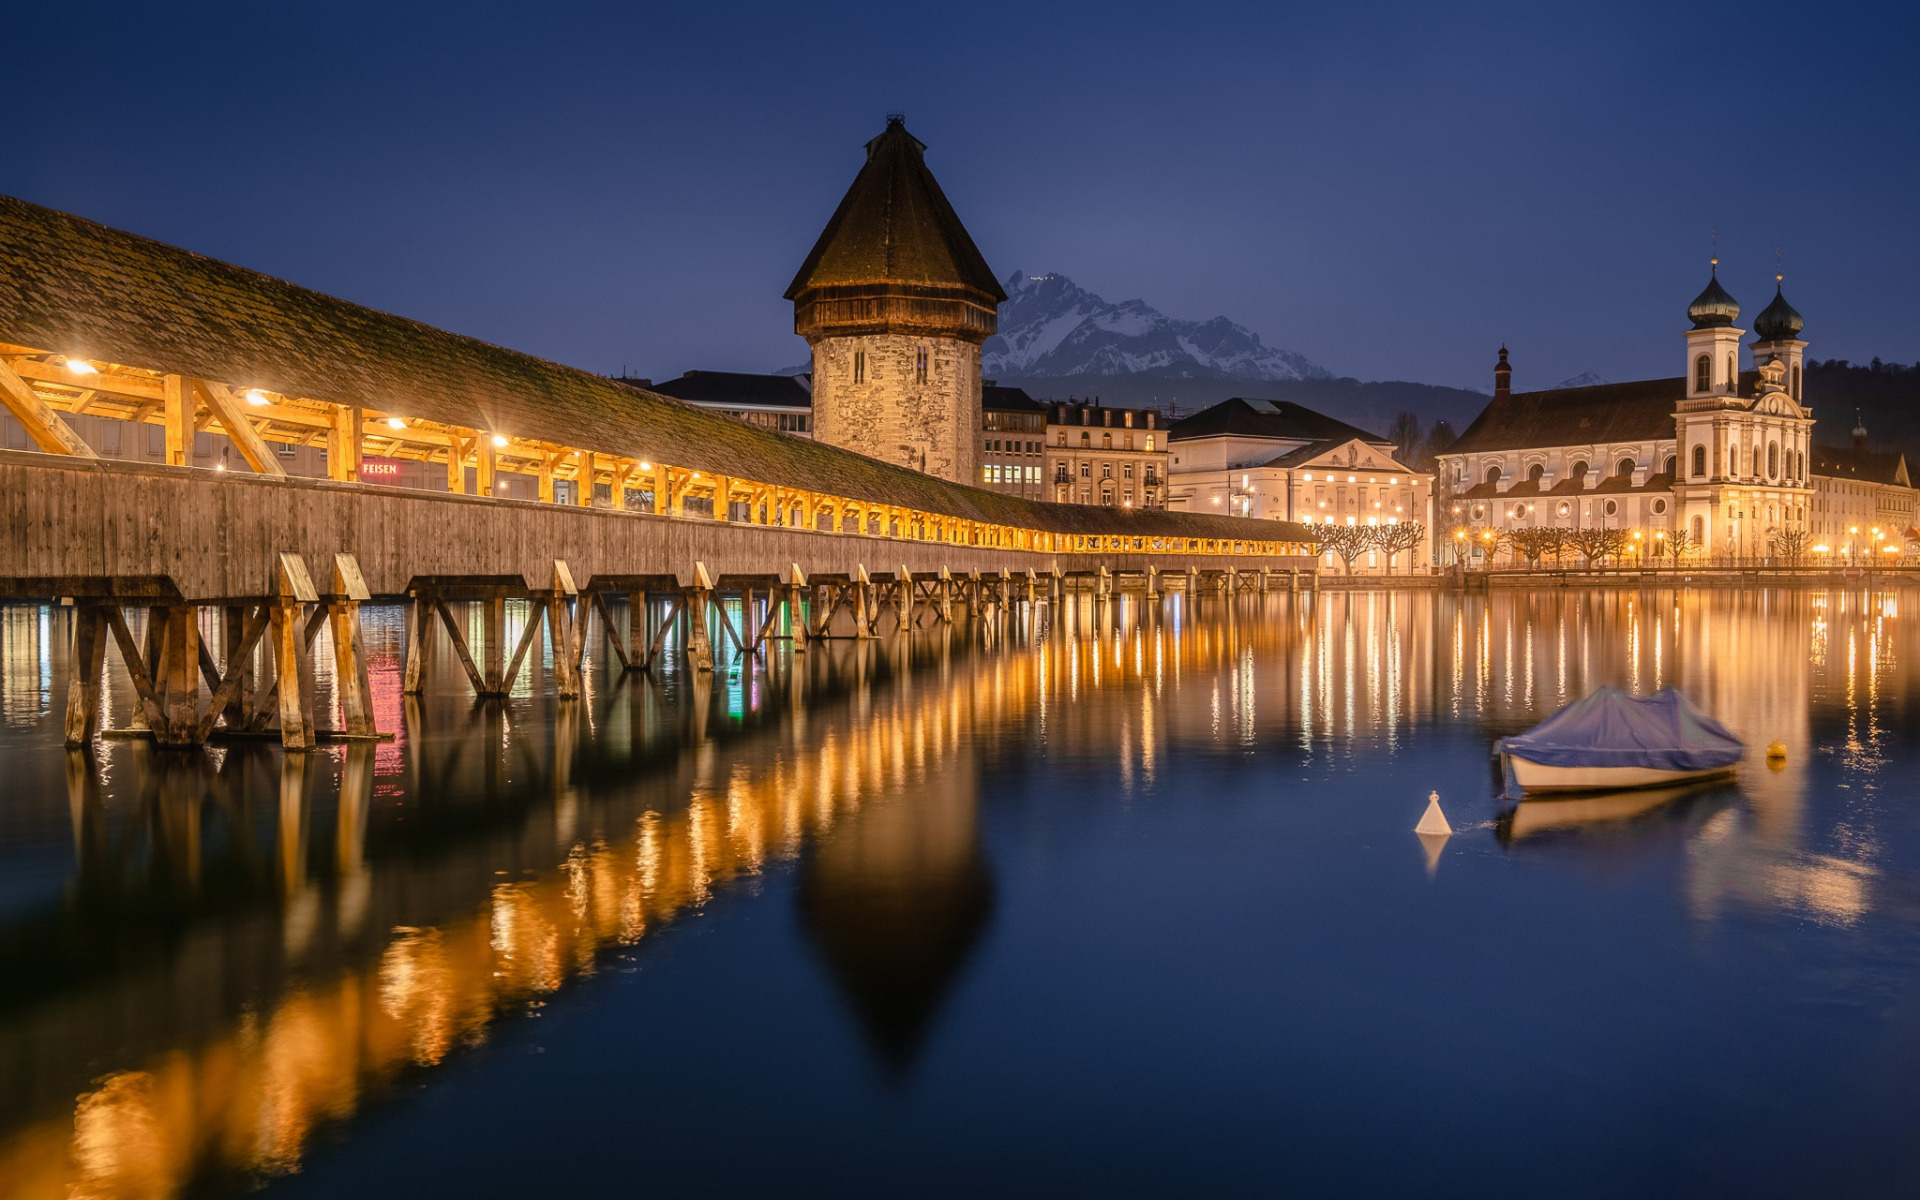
0,193,1307,545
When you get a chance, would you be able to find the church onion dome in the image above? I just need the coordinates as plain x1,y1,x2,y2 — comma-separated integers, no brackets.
1753,277,1805,341
1687,260,1741,329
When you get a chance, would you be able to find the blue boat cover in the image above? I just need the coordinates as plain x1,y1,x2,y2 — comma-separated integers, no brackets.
1496,687,1744,771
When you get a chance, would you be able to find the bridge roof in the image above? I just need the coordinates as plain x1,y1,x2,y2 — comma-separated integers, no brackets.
0,195,1302,544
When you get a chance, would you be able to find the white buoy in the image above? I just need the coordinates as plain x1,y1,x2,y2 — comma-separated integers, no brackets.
1415,791,1452,836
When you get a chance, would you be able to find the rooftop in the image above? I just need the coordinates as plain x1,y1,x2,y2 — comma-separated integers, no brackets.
1441,375,1762,456
1167,397,1391,447
647,370,813,409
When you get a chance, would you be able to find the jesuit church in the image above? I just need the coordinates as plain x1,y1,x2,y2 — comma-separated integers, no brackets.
1438,264,1914,562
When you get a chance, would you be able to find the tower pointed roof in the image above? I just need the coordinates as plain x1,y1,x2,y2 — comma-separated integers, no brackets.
786,117,1006,303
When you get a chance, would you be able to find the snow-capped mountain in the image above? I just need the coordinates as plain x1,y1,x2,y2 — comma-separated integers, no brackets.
1553,371,1607,389
981,271,1328,381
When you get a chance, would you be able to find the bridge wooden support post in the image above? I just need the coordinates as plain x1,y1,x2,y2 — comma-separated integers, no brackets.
853,565,875,639
936,567,954,624
154,605,200,746
1146,565,1159,597
894,566,912,632
685,562,715,672
1223,568,1238,597
482,597,507,694
1049,568,1063,604
221,605,255,730
1096,565,1112,600
271,554,320,751
1186,565,1200,598
403,595,433,694
1258,568,1271,594
785,565,808,652
63,604,108,746
546,561,582,699
325,555,380,739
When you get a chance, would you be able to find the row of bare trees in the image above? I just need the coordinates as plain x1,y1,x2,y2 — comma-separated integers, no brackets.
1314,521,1428,574
1475,526,1817,569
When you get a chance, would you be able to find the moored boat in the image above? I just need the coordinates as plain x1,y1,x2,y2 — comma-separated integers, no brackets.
1497,687,1743,794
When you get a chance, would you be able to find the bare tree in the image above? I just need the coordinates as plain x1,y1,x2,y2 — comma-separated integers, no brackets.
1318,524,1375,574
1375,521,1426,574
1568,527,1631,567
1770,529,1810,563
1664,528,1694,563
1508,527,1564,569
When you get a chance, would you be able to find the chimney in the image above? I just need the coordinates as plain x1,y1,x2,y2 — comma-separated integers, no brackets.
1494,346,1511,400
1854,410,1869,454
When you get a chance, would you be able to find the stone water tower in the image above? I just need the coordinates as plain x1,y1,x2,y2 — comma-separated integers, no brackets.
786,117,1005,484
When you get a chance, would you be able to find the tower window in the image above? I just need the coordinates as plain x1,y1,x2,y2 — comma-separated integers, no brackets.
1768,443,1778,478
915,346,928,384
1694,354,1711,393
1793,365,1801,398
1727,355,1735,388
853,350,867,384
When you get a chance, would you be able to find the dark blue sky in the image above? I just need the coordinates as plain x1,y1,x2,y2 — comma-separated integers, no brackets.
11,1,1917,394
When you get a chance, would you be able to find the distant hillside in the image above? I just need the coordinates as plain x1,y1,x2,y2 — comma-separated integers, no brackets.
999,373,1491,440
1807,359,1920,461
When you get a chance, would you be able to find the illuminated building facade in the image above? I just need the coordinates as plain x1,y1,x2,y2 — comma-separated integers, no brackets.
1163,396,1432,569
1437,266,1918,563
1044,400,1169,508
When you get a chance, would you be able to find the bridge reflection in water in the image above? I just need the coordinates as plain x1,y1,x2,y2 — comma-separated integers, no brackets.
0,586,1908,1197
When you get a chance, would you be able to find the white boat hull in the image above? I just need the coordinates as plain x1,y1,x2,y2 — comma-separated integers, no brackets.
1503,753,1734,794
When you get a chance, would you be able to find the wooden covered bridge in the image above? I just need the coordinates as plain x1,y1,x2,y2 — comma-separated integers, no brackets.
0,195,1318,749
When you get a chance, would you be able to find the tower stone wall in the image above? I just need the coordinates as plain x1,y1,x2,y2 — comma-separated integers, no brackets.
811,333,981,483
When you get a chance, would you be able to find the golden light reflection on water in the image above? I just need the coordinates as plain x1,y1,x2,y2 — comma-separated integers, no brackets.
0,586,1913,1197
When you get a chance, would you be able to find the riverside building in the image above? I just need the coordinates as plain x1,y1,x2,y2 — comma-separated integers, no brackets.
1437,264,1919,565
1045,401,1169,508
1163,397,1433,570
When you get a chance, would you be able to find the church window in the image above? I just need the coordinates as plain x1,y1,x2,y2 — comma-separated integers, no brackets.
1768,443,1778,478
1694,355,1711,393
1528,463,1545,486
1571,460,1589,481
1604,500,1618,517
1793,365,1801,398
1653,499,1667,515
915,346,929,383
1485,465,1502,487
1691,445,1706,477
1728,355,1735,387
853,350,867,384
1664,454,1676,477
1617,457,1636,479
1692,515,1705,543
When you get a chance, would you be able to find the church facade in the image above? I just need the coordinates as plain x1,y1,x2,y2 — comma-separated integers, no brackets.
1433,265,1902,563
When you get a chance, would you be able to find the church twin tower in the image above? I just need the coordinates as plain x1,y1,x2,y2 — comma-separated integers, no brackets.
786,117,1004,485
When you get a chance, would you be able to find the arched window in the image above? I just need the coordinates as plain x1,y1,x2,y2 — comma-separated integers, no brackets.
1102,432,1112,449
1793,365,1801,398
1486,465,1502,487
1664,454,1677,477
1695,354,1712,393
1617,456,1636,478
1692,515,1705,542
1727,355,1735,387
1692,445,1706,478
1528,463,1545,487
1571,460,1589,481
1768,443,1779,478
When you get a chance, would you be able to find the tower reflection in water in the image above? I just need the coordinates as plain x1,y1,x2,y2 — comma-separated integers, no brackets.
0,585,1907,1197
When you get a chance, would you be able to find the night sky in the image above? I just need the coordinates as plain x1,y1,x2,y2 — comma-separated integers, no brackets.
10,1,1917,395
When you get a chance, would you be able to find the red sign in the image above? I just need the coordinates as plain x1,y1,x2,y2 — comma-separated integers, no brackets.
358,458,401,480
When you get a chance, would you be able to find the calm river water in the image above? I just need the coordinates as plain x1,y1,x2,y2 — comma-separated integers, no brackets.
1,588,1918,1198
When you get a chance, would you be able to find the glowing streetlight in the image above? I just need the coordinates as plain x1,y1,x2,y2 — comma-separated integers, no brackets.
64,357,97,375
245,389,269,406
492,434,509,448
387,417,406,430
